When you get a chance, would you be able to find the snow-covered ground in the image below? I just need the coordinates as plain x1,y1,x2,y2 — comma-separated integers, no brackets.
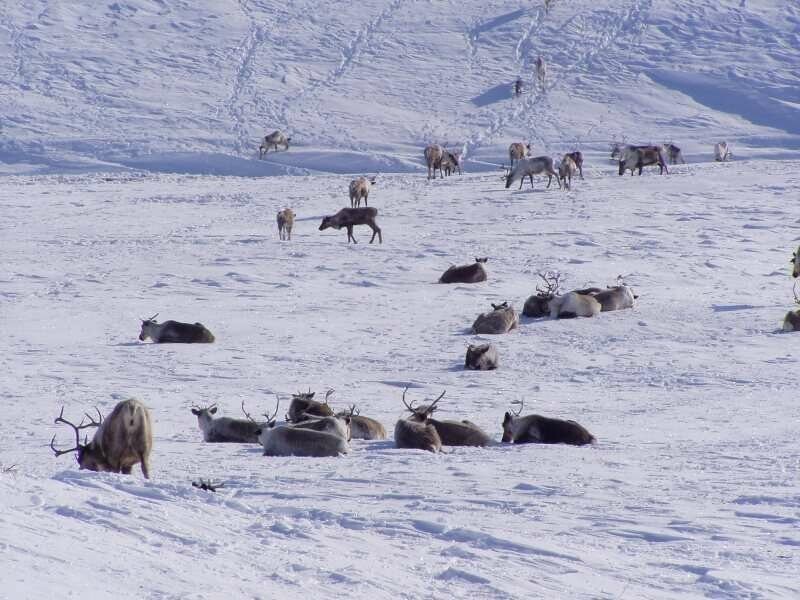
2,159,799,599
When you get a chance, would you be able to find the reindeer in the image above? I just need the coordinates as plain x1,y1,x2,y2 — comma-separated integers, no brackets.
550,291,601,319
503,156,558,189
319,207,382,244
610,137,628,161
336,405,387,440
291,415,351,442
592,283,637,311
502,400,595,445
535,56,546,89
259,130,291,158
472,302,519,334
662,143,685,165
286,390,335,423
465,343,499,370
257,399,349,457
424,144,445,179
618,145,668,176
523,272,603,318
277,208,295,240
441,151,463,176
51,399,153,478
394,388,442,452
138,314,215,343
439,257,488,284
558,155,577,190
190,401,263,443
513,77,523,98
783,282,800,332
402,389,492,447
565,151,584,179
349,176,376,208
714,141,731,162
508,142,531,168
790,246,800,278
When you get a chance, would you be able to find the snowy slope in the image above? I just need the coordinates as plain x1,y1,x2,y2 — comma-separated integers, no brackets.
2,160,799,598
0,0,799,175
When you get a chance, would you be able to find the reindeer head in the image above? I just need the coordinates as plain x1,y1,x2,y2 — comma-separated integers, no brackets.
491,301,509,311
401,387,445,423
50,406,106,471
138,313,159,341
191,404,218,427
501,400,525,442
790,246,800,278
255,396,282,434
319,216,337,231
475,257,489,264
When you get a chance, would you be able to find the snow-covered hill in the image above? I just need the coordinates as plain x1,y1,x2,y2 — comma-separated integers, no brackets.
0,0,798,175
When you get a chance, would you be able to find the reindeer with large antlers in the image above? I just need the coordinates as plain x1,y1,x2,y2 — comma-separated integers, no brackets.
394,387,442,452
51,399,153,477
501,400,594,445
335,404,387,440
782,281,800,332
190,401,264,443
402,389,492,447
138,313,215,343
257,398,349,457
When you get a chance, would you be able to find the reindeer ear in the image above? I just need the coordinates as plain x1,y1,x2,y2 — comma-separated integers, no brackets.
210,406,218,414
191,408,200,415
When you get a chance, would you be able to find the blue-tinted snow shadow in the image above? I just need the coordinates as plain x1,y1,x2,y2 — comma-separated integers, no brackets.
472,84,514,107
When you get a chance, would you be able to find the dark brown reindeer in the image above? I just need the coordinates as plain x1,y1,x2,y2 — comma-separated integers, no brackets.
286,389,336,423
439,257,488,284
139,313,215,343
564,151,584,179
403,389,492,447
336,405,387,440
465,343,499,370
501,400,595,446
51,399,153,478
319,207,382,244
394,388,442,452
618,145,668,176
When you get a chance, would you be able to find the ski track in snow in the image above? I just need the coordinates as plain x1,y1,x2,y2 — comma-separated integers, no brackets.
2,159,800,598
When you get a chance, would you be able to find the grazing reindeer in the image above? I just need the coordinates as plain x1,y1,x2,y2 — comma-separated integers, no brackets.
565,151,584,179
190,401,263,443
259,130,291,158
618,145,668,176
277,208,295,240
394,388,442,452
138,314,215,343
51,399,153,478
336,405,387,440
472,301,519,334
662,143,685,165
403,389,492,447
424,144,445,179
558,155,577,190
508,142,531,168
465,343,499,370
257,399,349,457
286,389,335,423
535,56,546,89
783,282,800,332
502,400,595,445
714,141,731,162
504,156,558,189
439,257,488,284
319,207,382,244
349,176,376,208
593,283,637,312
790,246,800,278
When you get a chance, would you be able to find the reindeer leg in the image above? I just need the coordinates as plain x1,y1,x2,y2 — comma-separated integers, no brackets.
348,225,357,244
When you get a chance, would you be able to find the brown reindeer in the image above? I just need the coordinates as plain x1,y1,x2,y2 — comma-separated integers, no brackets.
403,389,492,447
424,144,445,179
336,405,387,440
394,388,442,452
465,343,499,370
286,389,336,423
51,399,153,478
618,145,668,176
319,207,382,244
277,208,295,240
502,400,594,445
439,257,488,284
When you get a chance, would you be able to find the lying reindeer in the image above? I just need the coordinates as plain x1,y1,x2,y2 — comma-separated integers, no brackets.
319,207,382,244
523,272,602,318
394,388,442,453
439,257,488,284
291,414,351,441
190,401,264,443
550,291,601,319
286,390,335,423
51,399,153,478
403,389,492,447
258,399,349,457
502,400,595,445
336,405,387,440
593,284,637,312
472,302,519,334
465,343,499,371
139,314,215,343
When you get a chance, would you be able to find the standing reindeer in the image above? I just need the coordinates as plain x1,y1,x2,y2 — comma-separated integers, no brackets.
402,389,492,447
319,207,382,244
277,208,295,240
558,155,577,190
424,144,445,179
259,130,291,157
349,176,376,207
51,399,153,478
508,142,531,168
502,400,595,445
503,156,558,189
535,56,547,89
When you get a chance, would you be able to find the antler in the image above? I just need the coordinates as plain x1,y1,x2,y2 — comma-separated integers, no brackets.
427,390,446,413
348,404,360,417
50,406,101,457
511,399,524,417
241,400,255,423
401,386,417,412
324,389,335,404
263,395,280,424
536,271,562,296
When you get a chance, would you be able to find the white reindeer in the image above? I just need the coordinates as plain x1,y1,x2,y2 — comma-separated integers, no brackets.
503,156,558,189
714,141,731,162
